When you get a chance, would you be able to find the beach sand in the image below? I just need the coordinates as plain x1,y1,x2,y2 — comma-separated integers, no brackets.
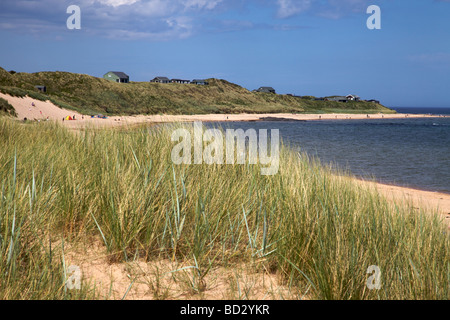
1,92,84,122
3,92,449,227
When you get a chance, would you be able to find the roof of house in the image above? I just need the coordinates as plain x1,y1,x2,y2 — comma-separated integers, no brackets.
153,77,170,81
257,87,275,92
327,96,348,101
108,71,129,78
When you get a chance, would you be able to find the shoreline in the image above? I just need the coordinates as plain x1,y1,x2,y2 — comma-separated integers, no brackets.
2,92,446,130
372,179,450,197
59,112,444,129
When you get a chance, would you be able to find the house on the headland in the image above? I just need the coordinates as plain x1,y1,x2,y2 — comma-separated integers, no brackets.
103,71,130,83
151,77,171,84
254,87,276,94
171,79,191,84
346,94,361,101
191,79,209,85
366,99,380,104
35,85,47,93
325,96,348,102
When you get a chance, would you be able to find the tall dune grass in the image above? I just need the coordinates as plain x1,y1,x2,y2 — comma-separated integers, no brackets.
0,118,448,299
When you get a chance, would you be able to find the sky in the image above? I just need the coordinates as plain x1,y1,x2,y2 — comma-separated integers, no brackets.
0,0,449,108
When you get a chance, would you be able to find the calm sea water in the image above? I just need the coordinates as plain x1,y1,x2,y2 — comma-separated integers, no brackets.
208,108,450,194
392,107,450,115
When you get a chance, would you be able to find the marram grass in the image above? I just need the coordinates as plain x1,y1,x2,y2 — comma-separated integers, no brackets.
0,118,448,300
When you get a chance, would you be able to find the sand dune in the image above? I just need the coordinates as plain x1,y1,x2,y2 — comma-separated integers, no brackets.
1,92,84,121
2,92,449,226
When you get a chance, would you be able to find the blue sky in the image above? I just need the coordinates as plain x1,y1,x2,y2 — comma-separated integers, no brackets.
0,0,449,108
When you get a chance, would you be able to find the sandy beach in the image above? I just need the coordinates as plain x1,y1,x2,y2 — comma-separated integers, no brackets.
2,92,449,226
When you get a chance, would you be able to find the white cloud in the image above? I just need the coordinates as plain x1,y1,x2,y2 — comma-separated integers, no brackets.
83,1,199,40
97,0,140,7
100,18,193,40
275,0,370,19
319,0,368,18
183,0,223,10
277,0,312,18
0,0,201,40
0,0,372,41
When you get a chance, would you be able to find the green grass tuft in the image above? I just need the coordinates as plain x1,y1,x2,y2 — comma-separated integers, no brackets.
0,97,17,117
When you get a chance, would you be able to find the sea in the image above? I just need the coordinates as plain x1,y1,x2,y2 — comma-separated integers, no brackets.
208,107,450,194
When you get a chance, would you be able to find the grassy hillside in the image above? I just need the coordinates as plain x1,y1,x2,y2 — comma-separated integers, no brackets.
0,67,395,116
0,97,16,117
0,118,447,299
